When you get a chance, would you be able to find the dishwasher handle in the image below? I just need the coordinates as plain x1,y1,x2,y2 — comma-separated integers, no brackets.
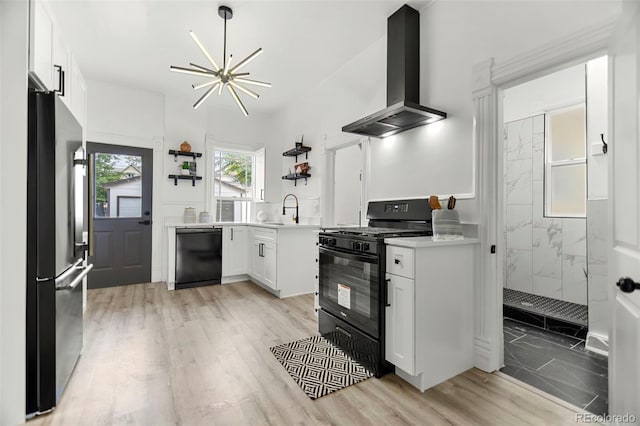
176,227,222,234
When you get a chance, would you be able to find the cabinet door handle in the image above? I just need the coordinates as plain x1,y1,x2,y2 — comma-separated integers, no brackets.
54,65,65,96
260,189,264,200
231,228,234,241
384,278,391,307
394,258,400,264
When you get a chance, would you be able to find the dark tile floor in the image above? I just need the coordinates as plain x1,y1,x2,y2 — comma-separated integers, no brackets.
501,319,609,416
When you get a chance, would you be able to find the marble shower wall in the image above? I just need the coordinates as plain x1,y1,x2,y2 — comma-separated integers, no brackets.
587,199,608,337
504,115,588,305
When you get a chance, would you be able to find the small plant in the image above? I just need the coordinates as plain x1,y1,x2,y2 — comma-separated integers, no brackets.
181,161,191,175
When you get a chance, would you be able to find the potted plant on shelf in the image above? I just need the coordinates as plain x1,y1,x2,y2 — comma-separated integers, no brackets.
181,161,190,176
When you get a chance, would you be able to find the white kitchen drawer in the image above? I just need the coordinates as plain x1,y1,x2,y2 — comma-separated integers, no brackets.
386,245,415,279
253,227,277,242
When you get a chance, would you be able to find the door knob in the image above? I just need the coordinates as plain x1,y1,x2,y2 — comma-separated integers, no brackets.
617,277,640,293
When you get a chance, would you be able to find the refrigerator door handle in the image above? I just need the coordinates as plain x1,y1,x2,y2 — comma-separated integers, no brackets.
53,259,84,286
56,264,93,291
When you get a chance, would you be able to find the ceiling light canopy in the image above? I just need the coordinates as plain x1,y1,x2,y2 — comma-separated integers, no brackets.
170,5,271,116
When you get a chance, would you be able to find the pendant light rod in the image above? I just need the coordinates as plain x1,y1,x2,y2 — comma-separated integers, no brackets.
218,5,232,70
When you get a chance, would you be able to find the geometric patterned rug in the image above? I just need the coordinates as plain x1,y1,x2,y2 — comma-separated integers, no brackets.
270,335,374,399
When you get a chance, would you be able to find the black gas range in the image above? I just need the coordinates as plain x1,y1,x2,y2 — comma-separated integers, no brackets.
317,199,432,377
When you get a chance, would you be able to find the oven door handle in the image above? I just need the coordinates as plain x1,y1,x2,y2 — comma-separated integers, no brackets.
319,246,379,264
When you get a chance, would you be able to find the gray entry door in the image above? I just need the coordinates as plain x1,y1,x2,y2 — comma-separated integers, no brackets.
87,142,153,288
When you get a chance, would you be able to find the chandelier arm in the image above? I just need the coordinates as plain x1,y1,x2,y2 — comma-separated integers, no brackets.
170,66,218,78
193,82,220,109
229,48,263,74
189,63,219,75
230,72,250,77
227,84,248,116
189,31,221,71
218,82,224,96
223,55,233,77
229,81,259,99
233,77,272,88
192,78,221,90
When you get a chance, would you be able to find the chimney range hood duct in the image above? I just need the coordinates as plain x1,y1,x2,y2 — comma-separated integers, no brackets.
342,4,446,138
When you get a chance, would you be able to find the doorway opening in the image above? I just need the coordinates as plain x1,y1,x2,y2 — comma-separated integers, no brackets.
334,143,363,226
86,142,153,288
500,57,609,416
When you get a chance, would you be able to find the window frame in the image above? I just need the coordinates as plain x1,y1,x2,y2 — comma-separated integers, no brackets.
210,146,257,223
543,103,587,218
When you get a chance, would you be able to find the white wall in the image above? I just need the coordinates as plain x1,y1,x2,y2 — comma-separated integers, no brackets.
86,79,165,139
0,2,29,424
503,64,586,123
85,80,277,282
271,1,620,225
586,56,608,200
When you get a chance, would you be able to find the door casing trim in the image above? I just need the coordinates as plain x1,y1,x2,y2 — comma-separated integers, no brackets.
86,131,163,282
472,17,616,373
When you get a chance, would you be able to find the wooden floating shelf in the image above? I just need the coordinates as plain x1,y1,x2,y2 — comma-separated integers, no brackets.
168,174,203,186
282,146,311,161
169,150,203,160
282,173,311,186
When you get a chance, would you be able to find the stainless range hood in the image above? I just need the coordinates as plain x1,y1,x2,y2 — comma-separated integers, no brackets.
342,4,446,138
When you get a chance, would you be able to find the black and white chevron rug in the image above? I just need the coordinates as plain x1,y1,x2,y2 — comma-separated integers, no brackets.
270,335,374,399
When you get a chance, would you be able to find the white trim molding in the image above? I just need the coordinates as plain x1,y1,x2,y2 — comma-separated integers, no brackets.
473,18,616,373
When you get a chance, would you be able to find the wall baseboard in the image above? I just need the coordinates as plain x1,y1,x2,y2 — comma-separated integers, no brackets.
474,335,497,372
151,267,161,283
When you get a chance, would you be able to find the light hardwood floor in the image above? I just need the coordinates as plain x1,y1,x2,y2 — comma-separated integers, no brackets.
28,281,582,426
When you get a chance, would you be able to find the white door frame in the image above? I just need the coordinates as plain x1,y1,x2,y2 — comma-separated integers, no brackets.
321,134,370,227
86,131,164,283
473,18,617,373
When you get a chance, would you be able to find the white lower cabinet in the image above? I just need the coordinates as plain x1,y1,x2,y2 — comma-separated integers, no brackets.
385,273,415,374
262,241,277,289
384,240,478,392
251,238,277,290
248,226,317,297
222,226,247,277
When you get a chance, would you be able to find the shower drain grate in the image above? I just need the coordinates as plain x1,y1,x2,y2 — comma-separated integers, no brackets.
503,288,588,326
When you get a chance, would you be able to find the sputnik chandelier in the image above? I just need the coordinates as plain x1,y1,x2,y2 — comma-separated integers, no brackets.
170,5,271,116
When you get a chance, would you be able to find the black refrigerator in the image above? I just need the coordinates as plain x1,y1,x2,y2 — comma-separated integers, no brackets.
26,91,92,416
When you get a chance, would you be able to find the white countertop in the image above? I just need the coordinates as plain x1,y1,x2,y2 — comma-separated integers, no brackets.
384,236,480,248
165,221,319,229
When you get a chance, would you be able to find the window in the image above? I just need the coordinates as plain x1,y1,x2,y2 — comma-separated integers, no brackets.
213,150,254,222
93,153,142,218
544,105,586,217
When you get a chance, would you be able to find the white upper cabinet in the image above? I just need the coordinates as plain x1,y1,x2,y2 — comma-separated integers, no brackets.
29,1,87,127
29,1,54,90
69,56,87,133
52,30,71,109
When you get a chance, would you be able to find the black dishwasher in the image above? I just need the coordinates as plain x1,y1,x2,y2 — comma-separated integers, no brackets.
175,227,222,289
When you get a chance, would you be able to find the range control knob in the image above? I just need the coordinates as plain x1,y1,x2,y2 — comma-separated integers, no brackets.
352,241,362,251
329,238,337,246
361,243,370,251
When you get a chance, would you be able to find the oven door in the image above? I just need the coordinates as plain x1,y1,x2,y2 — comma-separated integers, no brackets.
319,246,381,338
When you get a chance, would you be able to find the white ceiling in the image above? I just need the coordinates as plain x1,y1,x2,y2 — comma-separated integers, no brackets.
49,1,430,114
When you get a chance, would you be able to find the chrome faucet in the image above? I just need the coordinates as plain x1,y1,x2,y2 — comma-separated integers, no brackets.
282,193,299,224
